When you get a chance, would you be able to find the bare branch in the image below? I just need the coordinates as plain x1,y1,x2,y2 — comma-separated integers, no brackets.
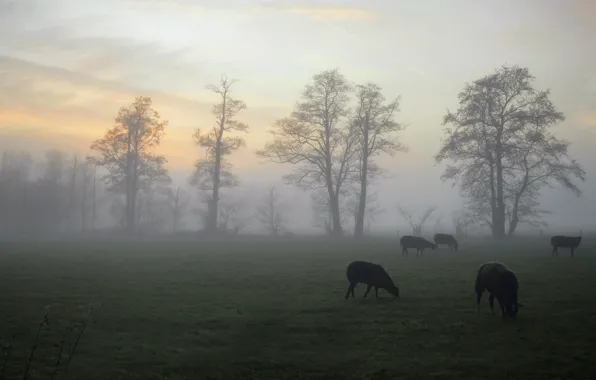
435,64,585,237
257,68,355,235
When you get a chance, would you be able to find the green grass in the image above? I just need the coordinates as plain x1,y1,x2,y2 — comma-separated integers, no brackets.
0,236,595,380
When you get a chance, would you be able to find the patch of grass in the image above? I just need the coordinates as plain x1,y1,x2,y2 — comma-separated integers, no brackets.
0,236,595,379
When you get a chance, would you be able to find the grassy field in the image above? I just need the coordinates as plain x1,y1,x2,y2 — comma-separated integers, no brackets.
0,236,595,380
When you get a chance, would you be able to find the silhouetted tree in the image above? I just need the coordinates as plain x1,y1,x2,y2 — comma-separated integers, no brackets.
218,195,249,234
89,96,170,233
135,184,173,233
168,186,190,232
256,185,286,236
351,83,406,237
397,204,436,236
191,75,248,233
257,69,358,236
346,191,383,234
435,65,586,238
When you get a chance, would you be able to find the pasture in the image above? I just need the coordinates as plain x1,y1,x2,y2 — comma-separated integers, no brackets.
0,236,595,380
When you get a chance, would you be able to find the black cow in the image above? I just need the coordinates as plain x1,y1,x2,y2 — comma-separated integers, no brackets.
434,233,459,251
400,235,436,257
551,235,582,258
475,261,522,319
345,261,400,299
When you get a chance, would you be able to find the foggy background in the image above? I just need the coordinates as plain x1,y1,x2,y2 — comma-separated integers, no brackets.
0,0,594,237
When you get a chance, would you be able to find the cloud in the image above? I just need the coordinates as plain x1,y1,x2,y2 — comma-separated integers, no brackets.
0,54,288,171
253,1,378,21
284,7,378,20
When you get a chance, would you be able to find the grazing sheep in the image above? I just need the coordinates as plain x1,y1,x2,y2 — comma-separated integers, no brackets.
475,261,521,319
433,233,459,251
400,235,436,257
551,235,582,258
345,261,400,299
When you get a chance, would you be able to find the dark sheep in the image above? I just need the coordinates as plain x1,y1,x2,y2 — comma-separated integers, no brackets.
475,261,522,319
433,233,459,251
551,235,582,257
345,261,400,299
399,235,436,257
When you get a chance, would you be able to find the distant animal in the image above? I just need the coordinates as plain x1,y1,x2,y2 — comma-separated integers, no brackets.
433,233,459,251
474,261,521,319
400,235,436,257
550,235,582,258
345,261,400,299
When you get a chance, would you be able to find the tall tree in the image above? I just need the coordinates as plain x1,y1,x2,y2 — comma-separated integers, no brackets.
257,68,358,236
351,83,407,237
89,96,170,233
346,191,383,234
191,75,249,233
435,65,585,238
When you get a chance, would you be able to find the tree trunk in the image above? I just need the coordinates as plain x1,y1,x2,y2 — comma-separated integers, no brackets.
125,130,134,233
354,114,370,238
507,194,521,236
493,136,506,238
129,152,139,234
329,194,343,236
207,139,222,233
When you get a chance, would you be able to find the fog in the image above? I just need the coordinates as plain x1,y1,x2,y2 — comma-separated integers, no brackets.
1,0,595,239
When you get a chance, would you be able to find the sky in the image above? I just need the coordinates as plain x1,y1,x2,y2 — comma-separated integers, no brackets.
0,0,595,233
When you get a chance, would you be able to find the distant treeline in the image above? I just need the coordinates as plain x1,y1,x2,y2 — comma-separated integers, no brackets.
0,64,587,239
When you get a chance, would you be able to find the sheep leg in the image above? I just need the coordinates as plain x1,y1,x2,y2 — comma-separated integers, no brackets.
374,287,379,299
476,291,482,314
499,302,506,319
363,284,372,298
345,283,355,300
489,294,495,314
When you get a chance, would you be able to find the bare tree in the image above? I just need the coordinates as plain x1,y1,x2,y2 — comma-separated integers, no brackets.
168,186,190,233
89,96,171,233
218,196,249,234
191,75,249,233
435,64,585,238
397,204,436,236
309,188,351,235
452,210,475,237
346,190,384,234
257,69,358,236
351,83,407,237
256,185,286,236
